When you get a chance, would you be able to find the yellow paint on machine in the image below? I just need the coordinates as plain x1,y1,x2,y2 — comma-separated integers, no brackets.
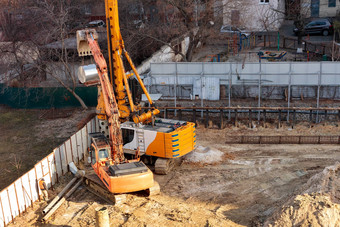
145,122,196,159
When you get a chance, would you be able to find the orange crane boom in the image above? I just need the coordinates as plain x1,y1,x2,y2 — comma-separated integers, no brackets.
85,31,125,163
78,30,159,196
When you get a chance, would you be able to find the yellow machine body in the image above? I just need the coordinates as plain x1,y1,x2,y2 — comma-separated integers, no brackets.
121,119,196,159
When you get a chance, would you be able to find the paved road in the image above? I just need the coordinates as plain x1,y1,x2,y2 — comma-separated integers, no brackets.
279,21,333,43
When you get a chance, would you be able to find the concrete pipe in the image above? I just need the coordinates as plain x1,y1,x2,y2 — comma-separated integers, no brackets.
42,177,78,214
96,207,110,227
42,179,83,222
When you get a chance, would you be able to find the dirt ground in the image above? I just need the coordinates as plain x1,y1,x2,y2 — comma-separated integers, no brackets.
191,44,304,63
0,106,96,190
8,123,340,227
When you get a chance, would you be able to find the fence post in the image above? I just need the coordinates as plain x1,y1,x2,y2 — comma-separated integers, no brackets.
174,62,178,116
228,63,232,121
6,189,13,222
263,109,266,127
283,37,286,49
292,110,296,128
0,196,6,226
192,107,196,126
205,109,209,128
249,109,252,128
34,165,41,202
13,183,21,216
316,63,322,123
69,140,74,164
258,61,262,121
220,109,224,129
27,173,34,208
47,159,53,190
165,107,168,119
323,45,325,55
201,63,205,118
287,62,292,121
235,109,238,126
264,35,266,48
20,178,27,211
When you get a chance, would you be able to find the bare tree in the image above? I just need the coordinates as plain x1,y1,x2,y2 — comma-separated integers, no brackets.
119,0,219,62
0,0,94,109
255,1,285,32
32,0,89,109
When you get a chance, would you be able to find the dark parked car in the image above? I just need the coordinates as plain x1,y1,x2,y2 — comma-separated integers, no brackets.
294,19,333,36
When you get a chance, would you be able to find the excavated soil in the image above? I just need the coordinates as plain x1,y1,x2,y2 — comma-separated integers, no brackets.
7,125,340,227
264,163,340,227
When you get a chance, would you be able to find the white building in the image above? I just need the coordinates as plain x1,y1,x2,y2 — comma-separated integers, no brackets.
221,0,285,31
300,0,340,18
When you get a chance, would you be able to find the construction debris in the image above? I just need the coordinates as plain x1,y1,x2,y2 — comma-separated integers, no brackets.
42,177,78,214
42,178,83,222
184,146,224,164
42,163,85,222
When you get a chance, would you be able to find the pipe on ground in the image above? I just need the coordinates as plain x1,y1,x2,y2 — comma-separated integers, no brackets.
42,177,78,214
42,178,83,222
95,207,110,227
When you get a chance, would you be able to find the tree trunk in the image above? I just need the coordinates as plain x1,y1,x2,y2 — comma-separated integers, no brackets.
49,73,88,110
186,31,200,62
70,89,88,110
297,31,302,45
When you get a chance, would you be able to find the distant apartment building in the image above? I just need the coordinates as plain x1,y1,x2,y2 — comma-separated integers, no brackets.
221,0,285,31
302,0,340,18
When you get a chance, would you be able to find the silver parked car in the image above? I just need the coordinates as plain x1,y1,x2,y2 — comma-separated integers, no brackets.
220,25,252,38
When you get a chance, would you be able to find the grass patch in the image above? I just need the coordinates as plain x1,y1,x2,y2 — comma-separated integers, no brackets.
0,108,78,190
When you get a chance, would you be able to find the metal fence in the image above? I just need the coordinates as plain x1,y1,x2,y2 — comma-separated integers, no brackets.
0,84,97,109
211,33,333,57
146,62,340,117
0,117,99,227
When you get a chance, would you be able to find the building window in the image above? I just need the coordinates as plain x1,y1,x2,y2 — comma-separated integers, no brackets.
328,0,336,7
259,0,269,4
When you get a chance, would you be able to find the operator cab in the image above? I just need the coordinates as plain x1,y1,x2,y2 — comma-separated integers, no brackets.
98,148,109,159
89,133,111,166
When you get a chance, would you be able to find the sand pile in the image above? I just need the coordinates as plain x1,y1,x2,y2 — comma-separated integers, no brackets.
265,162,340,227
184,146,224,164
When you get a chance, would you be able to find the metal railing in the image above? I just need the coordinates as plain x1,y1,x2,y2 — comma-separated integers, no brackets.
142,106,340,128
225,135,340,144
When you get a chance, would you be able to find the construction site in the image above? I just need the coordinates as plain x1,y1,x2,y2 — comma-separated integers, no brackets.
1,0,340,226
1,106,340,226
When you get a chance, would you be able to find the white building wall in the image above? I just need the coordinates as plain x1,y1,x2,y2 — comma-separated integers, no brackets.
222,0,285,31
301,0,340,18
317,0,339,17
